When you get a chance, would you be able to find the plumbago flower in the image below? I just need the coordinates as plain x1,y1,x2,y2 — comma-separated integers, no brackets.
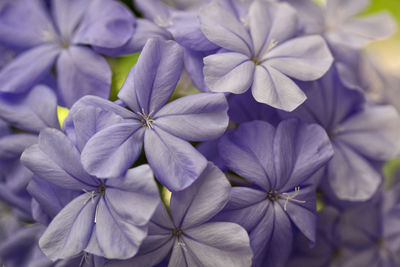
287,0,397,50
280,64,400,201
0,85,59,216
199,0,333,111
21,128,160,260
0,0,135,107
289,187,400,267
215,119,334,267
109,163,253,267
74,38,229,191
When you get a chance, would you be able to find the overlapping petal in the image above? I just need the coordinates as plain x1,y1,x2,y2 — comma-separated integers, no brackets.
51,0,92,40
327,142,382,201
72,0,135,48
105,166,160,226
204,53,255,94
91,197,148,259
144,128,207,191
154,93,228,141
219,120,275,190
177,222,252,267
39,193,97,261
0,0,55,49
336,105,400,161
171,163,230,228
199,1,253,56
67,105,125,152
263,35,333,81
249,1,298,57
81,122,145,179
0,85,59,132
118,38,183,114
326,12,397,49
56,46,111,108
169,10,218,52
21,129,96,190
274,120,333,191
0,44,60,94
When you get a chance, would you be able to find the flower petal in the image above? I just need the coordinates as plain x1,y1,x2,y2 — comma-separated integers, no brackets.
91,197,148,259
179,222,253,267
0,134,37,160
327,142,382,201
199,1,253,56
336,105,400,161
21,128,96,190
263,35,333,81
251,65,306,111
56,46,111,108
72,0,135,48
0,44,60,94
0,0,56,49
218,120,275,190
228,90,278,125
327,13,396,49
326,0,370,21
280,185,316,243
67,104,125,152
144,128,207,191
81,122,145,179
108,235,174,267
93,19,171,57
249,1,298,57
169,10,218,52
0,85,59,132
118,38,183,114
154,93,228,141
204,52,254,94
51,0,91,40
171,163,230,228
216,187,269,231
274,119,333,191
105,165,160,226
27,177,80,224
39,193,97,261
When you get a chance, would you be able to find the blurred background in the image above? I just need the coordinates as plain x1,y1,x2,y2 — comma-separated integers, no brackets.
366,0,400,73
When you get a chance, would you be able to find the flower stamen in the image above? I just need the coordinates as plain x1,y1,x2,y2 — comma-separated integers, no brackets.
137,108,155,129
82,189,96,205
79,251,89,267
281,186,306,211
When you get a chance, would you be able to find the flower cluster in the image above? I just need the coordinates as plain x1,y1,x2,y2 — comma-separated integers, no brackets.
0,0,400,266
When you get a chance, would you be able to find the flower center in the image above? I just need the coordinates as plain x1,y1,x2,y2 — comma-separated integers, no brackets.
98,183,106,195
251,57,262,65
267,189,280,201
137,108,155,129
172,227,183,238
267,187,306,211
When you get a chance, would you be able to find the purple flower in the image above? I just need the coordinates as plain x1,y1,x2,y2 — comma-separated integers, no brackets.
227,90,279,126
0,131,36,216
74,38,229,191
109,163,253,267
21,128,160,260
199,0,333,111
0,85,59,133
215,119,333,267
0,85,59,217
289,187,400,267
288,0,397,49
0,224,53,267
0,0,135,107
280,65,400,201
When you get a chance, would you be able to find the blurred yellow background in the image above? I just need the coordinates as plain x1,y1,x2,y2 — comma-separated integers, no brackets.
366,0,400,74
